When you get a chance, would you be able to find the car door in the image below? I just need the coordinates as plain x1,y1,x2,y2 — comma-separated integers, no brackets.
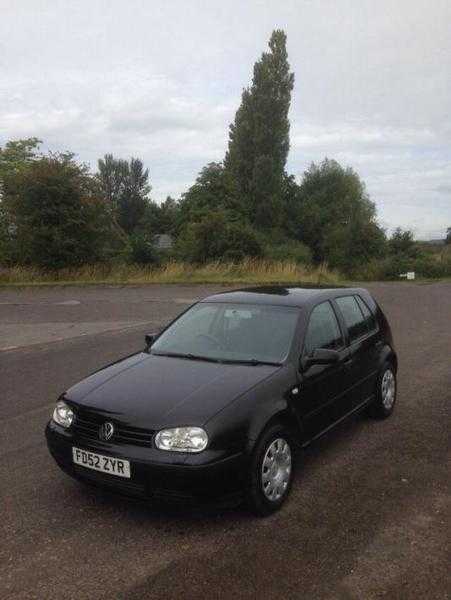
334,295,380,409
297,301,353,440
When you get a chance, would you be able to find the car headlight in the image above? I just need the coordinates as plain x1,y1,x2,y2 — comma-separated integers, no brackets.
52,400,74,429
154,427,208,453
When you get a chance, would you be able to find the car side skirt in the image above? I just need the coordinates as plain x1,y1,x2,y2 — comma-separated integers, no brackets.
301,394,375,449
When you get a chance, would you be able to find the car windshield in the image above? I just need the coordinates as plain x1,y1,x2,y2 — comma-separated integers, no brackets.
151,302,300,364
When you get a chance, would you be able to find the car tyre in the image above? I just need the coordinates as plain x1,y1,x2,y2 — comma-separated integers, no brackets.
368,362,397,419
246,424,294,517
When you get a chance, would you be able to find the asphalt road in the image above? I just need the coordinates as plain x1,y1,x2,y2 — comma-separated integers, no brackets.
1,282,450,600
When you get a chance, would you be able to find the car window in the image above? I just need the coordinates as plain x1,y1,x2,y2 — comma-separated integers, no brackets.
303,301,343,356
159,303,218,343
151,302,300,363
356,295,377,333
336,296,368,342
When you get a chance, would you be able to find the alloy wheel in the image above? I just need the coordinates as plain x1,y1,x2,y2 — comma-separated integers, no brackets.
381,369,396,410
261,437,292,501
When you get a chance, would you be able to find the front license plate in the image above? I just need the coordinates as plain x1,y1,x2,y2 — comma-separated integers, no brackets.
72,447,131,479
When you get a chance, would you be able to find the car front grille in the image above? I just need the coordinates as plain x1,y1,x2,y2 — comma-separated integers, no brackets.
71,410,154,447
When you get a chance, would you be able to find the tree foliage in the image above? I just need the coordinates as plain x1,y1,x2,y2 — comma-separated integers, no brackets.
97,154,152,234
446,227,451,244
292,159,386,269
97,153,128,212
118,158,152,234
2,155,123,268
225,30,294,228
128,232,160,265
388,227,418,257
0,138,42,182
175,211,262,263
154,196,180,235
178,162,235,224
5,32,438,278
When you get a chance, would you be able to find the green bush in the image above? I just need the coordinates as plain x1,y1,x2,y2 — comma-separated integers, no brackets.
355,253,451,280
388,228,419,258
0,208,14,266
2,155,125,269
175,211,262,263
264,239,312,264
128,233,160,265
413,255,451,278
221,221,262,261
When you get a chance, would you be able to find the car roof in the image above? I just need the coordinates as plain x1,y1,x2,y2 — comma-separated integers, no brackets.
201,286,369,309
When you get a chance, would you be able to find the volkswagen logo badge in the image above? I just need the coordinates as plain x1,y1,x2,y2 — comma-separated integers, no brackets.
99,421,114,441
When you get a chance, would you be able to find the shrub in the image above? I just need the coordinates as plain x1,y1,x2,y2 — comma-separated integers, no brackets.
175,211,262,263
264,239,312,264
388,228,419,258
221,221,262,261
2,155,125,269
380,255,415,280
128,233,160,265
355,253,451,280
414,255,451,278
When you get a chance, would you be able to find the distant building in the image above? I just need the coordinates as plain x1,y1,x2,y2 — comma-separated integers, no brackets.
154,234,174,250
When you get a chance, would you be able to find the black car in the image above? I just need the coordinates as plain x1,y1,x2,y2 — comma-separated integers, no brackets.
46,286,397,515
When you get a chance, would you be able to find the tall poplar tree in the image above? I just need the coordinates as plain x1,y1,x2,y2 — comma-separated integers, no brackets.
224,30,294,228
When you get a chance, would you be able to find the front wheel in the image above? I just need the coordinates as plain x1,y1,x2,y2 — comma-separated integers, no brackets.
368,362,397,419
246,424,294,516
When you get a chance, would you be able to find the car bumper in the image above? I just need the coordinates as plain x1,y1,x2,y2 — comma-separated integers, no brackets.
45,421,247,506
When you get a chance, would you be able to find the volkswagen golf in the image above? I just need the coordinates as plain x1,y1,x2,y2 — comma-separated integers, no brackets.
46,286,397,515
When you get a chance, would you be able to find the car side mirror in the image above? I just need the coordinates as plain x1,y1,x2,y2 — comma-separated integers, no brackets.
145,333,157,350
300,348,340,371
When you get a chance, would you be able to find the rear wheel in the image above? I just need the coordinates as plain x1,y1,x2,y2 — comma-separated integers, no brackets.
369,362,397,419
246,424,294,516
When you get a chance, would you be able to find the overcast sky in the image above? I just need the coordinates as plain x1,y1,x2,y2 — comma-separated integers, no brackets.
1,0,450,238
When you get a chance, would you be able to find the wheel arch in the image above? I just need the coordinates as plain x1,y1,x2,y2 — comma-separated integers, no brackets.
380,345,398,373
246,404,304,456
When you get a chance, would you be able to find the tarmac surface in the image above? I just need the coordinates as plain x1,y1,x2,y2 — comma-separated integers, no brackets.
1,282,450,599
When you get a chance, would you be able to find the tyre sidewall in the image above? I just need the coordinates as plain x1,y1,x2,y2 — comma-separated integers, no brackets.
371,362,397,418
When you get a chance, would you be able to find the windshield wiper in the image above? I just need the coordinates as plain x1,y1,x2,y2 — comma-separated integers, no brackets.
151,352,281,367
151,351,222,363
222,358,282,367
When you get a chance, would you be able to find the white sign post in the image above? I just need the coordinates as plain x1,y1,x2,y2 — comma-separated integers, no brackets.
399,272,415,280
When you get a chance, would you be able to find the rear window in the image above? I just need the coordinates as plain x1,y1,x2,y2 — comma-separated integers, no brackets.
336,296,368,343
356,295,377,333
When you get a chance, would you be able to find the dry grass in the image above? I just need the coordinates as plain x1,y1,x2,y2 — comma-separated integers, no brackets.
0,260,343,286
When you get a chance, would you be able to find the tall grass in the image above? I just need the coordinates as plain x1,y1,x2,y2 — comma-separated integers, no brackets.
353,247,451,281
0,259,342,286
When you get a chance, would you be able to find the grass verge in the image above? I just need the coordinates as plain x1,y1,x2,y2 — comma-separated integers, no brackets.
0,260,343,286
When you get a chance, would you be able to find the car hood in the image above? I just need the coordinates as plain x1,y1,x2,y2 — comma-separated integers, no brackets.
65,352,280,429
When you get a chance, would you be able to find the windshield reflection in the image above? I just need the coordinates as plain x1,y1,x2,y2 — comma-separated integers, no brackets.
151,302,300,364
